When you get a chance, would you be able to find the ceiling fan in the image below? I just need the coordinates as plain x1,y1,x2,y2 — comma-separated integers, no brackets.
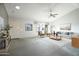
49,8,58,18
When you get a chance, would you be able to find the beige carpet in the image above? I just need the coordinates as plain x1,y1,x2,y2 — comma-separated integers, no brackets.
4,37,73,56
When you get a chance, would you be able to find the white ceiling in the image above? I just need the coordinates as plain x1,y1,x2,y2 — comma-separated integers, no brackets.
4,3,79,22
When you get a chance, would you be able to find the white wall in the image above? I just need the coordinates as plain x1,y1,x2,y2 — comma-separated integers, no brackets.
9,16,51,38
52,8,79,33
9,17,38,38
0,4,8,28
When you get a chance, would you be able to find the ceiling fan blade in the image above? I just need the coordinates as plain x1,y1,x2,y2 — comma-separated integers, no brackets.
52,13,58,18
52,15,55,18
53,13,58,15
49,14,55,18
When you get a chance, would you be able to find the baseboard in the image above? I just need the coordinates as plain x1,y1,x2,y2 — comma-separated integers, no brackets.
11,36,39,40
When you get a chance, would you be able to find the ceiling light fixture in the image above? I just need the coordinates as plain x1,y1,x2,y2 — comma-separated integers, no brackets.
15,6,20,10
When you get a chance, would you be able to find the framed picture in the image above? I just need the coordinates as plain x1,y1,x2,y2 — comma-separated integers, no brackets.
25,24,32,31
60,23,71,30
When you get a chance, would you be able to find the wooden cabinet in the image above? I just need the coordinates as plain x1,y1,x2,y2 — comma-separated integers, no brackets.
72,36,79,48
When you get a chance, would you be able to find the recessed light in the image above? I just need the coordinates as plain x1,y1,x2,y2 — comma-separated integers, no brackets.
15,6,20,10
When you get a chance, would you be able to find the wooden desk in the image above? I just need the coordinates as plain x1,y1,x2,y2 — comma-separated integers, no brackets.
72,36,79,48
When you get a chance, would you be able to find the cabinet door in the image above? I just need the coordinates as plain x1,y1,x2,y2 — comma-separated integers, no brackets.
72,38,79,48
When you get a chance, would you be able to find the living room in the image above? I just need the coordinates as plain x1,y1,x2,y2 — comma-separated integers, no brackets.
0,3,79,56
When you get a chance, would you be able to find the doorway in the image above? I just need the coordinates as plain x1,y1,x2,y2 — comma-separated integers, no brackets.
0,16,4,31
